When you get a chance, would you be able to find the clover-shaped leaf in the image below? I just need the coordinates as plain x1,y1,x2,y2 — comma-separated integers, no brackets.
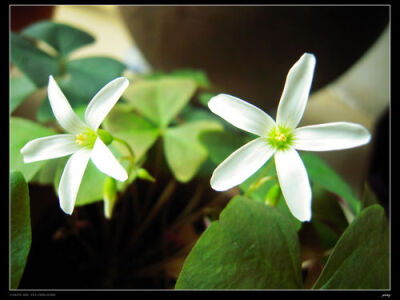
313,204,389,289
175,196,302,289
22,20,95,57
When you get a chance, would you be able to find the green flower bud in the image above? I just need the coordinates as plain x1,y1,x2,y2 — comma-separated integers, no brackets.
265,184,281,207
136,168,156,182
97,128,113,146
103,177,117,219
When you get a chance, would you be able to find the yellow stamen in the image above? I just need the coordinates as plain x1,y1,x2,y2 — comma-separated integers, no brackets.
275,133,287,142
76,133,86,145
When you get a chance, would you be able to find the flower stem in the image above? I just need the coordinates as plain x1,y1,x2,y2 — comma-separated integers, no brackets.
124,179,177,253
113,136,135,161
244,161,275,197
112,136,136,191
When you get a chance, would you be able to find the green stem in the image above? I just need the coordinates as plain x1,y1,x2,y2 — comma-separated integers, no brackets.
124,179,177,253
113,136,135,161
244,161,275,197
112,136,136,191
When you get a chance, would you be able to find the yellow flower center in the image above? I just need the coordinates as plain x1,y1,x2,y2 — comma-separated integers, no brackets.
266,125,294,151
75,129,97,148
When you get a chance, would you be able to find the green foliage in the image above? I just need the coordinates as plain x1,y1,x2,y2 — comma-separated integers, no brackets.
10,74,37,114
175,196,303,289
163,120,223,182
10,21,126,121
10,117,57,182
123,78,197,128
143,69,210,88
37,57,126,122
300,152,361,216
22,20,95,57
239,159,302,231
102,105,160,160
313,205,389,289
10,32,60,87
121,77,222,182
10,171,32,289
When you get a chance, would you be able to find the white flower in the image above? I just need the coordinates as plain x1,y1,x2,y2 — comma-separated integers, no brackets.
21,76,129,215
208,53,371,222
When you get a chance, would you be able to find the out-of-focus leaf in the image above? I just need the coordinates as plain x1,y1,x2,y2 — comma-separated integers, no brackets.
10,117,57,181
37,57,126,121
10,75,37,114
198,92,217,106
313,204,389,289
10,170,31,289
102,105,160,160
22,20,95,57
175,196,303,289
199,130,249,166
144,69,210,88
10,33,60,87
123,78,196,128
163,120,223,182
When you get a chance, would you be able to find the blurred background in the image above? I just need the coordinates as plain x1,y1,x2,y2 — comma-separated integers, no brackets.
11,4,390,206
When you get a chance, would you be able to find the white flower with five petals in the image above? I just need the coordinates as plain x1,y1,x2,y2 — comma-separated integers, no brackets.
21,76,129,215
208,53,371,222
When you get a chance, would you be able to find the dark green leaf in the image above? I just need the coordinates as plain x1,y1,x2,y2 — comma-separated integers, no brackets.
313,204,389,289
37,57,126,121
361,183,380,210
175,196,303,289
22,20,95,57
10,171,31,289
10,33,60,87
199,130,249,165
300,153,361,216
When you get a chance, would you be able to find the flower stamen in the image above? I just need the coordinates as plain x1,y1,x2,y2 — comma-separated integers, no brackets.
75,129,97,148
267,125,294,151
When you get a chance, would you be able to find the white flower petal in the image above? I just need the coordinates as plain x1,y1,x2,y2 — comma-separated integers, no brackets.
84,77,129,131
58,148,91,215
275,148,312,222
210,137,275,191
48,75,88,134
208,94,275,137
293,122,371,151
276,53,316,129
20,134,81,163
90,138,128,182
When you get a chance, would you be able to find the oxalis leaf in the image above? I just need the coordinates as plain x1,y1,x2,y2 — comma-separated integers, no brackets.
102,105,160,160
10,117,57,182
313,204,389,289
37,57,127,122
22,20,95,57
10,171,32,289
175,196,303,289
123,78,197,128
10,74,37,114
10,33,60,87
164,120,223,183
